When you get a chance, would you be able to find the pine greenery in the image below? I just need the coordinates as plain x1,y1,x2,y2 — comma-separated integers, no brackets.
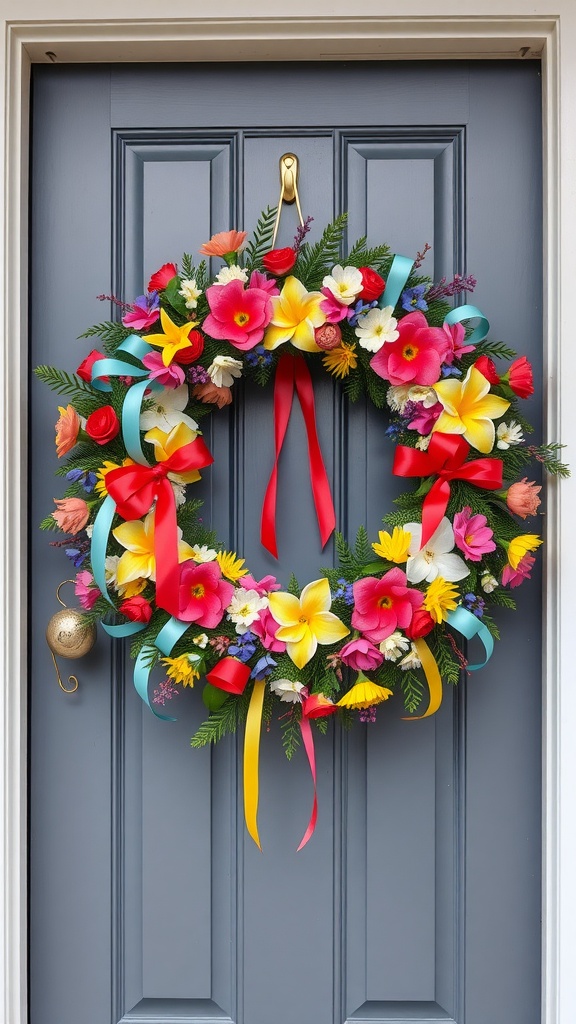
243,206,278,270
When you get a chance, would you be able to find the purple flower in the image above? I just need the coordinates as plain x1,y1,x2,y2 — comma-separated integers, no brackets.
245,345,274,368
333,578,354,606
186,365,210,385
152,680,179,706
347,298,378,327
401,285,428,312
250,655,277,679
65,547,88,568
66,468,97,492
228,631,257,663
463,593,486,618
359,706,377,723
441,364,462,377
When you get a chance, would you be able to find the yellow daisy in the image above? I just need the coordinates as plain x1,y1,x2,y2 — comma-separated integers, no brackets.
507,533,543,569
337,675,393,709
216,550,249,581
162,654,200,688
322,341,358,379
372,527,412,563
95,457,136,497
423,576,460,624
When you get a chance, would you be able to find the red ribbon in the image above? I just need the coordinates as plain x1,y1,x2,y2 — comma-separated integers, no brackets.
297,714,318,851
261,353,336,558
105,437,213,617
392,432,503,548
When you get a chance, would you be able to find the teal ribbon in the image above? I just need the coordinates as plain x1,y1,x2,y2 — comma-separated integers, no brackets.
133,617,191,720
90,335,153,391
444,304,489,347
91,495,117,607
446,605,494,670
379,254,414,312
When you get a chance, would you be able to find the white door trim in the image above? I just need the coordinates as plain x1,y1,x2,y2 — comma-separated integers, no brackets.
2,11,574,1024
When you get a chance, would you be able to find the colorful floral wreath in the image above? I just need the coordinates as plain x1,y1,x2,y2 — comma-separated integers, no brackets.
37,208,568,849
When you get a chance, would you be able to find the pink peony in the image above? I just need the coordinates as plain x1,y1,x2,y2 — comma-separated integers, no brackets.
240,574,280,595
370,311,450,386
203,279,272,351
453,506,496,561
351,568,424,644
506,478,542,518
339,637,384,672
442,320,476,364
52,497,90,535
142,350,185,388
251,607,286,652
75,570,100,610
177,561,234,627
502,553,535,588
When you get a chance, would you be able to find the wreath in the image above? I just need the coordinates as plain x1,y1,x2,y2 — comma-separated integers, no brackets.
37,208,568,849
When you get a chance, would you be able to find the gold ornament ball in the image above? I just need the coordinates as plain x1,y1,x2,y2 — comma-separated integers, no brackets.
46,609,97,659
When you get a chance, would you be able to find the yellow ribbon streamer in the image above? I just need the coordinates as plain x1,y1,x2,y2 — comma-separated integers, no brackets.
403,637,443,720
243,677,266,850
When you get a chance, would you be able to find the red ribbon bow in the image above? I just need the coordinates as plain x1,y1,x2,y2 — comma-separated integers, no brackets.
261,353,336,558
392,432,503,548
105,437,214,617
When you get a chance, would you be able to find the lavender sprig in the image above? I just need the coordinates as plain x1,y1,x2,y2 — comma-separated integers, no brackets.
425,273,477,303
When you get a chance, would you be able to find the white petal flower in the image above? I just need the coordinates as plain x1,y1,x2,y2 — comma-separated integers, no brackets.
171,481,186,507
269,678,305,703
192,632,209,649
481,572,499,593
496,420,524,449
379,630,411,661
404,516,470,584
227,589,269,633
355,306,399,353
139,382,198,433
415,434,432,451
322,264,363,305
178,278,201,309
208,355,243,388
408,385,438,408
191,545,217,562
105,554,121,586
387,384,412,412
214,265,249,286
399,643,422,671
85,524,94,538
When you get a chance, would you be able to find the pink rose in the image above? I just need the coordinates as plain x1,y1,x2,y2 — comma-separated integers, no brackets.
339,637,384,672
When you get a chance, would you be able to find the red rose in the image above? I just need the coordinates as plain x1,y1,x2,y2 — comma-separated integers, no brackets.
262,247,297,276
358,266,385,302
147,262,177,293
474,355,500,385
173,329,204,365
85,405,120,445
404,609,435,640
76,348,107,384
119,596,153,623
507,355,534,398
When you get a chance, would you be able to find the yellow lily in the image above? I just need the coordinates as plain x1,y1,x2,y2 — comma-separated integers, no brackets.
113,510,195,586
433,365,510,454
372,527,412,563
145,308,199,366
144,422,202,484
268,578,349,669
263,276,325,352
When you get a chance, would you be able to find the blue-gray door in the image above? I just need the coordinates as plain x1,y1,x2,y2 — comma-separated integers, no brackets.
29,62,543,1024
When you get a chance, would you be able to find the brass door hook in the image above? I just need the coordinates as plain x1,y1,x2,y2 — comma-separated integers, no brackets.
271,153,304,249
45,580,97,693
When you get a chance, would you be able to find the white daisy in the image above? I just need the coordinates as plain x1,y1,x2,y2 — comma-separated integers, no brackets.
178,278,201,309
227,589,269,633
404,516,470,584
496,420,524,449
355,306,399,353
139,382,198,434
191,545,217,562
208,355,243,388
379,631,411,661
269,678,305,703
214,265,249,286
322,264,363,305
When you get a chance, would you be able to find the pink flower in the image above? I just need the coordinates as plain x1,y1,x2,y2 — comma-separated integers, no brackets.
251,607,286,652
248,270,280,296
147,263,177,292
453,506,496,561
55,404,81,458
370,311,450,386
52,497,90,535
142,350,185,388
442,321,476,364
407,401,443,434
502,553,535,588
177,561,234,627
121,293,160,331
506,478,542,518
203,279,272,351
339,637,384,672
351,568,424,644
199,230,247,258
240,574,280,595
320,288,349,323
75,570,100,610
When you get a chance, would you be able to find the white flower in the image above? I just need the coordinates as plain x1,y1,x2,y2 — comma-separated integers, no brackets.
192,633,209,649
191,545,217,562
415,434,432,451
139,382,198,433
214,265,249,286
497,420,524,449
269,678,305,703
399,643,422,671
105,554,121,587
408,385,438,408
85,524,94,538
404,516,470,584
481,572,499,593
178,278,201,309
379,631,411,661
208,355,243,388
322,264,363,305
355,306,399,352
171,481,186,507
387,385,412,412
227,589,269,633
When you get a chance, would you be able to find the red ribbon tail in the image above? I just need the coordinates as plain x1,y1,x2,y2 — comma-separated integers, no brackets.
420,478,452,548
297,715,318,852
153,481,181,618
294,355,336,549
260,354,296,558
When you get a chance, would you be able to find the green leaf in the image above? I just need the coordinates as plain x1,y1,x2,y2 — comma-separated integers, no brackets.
202,683,229,712
34,365,101,417
295,213,348,290
163,275,189,318
243,206,278,270
191,697,240,747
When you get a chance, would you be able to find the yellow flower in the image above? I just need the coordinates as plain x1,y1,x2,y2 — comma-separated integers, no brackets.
162,654,200,688
145,308,200,366
507,533,543,569
372,527,412,563
216,550,248,581
118,577,147,598
424,576,460,624
433,365,510,454
113,510,195,586
268,578,349,670
322,341,358,379
337,675,393,709
95,458,136,497
263,276,325,352
144,422,202,484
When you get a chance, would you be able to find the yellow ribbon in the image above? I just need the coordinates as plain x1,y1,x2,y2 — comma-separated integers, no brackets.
403,637,443,720
243,677,266,850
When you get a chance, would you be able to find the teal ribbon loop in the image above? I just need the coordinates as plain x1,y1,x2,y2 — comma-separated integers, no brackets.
444,304,489,347
90,335,153,391
91,496,117,606
446,605,494,670
379,254,414,312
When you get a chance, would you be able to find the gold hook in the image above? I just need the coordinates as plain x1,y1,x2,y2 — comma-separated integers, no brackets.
271,153,304,249
50,649,79,694
56,579,75,607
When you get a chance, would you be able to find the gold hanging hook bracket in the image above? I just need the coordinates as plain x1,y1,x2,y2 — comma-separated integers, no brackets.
271,153,304,249
46,580,97,695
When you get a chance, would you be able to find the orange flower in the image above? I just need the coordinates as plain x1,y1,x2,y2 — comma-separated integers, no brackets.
506,478,542,518
55,404,80,457
199,230,247,258
52,497,90,534
192,382,233,408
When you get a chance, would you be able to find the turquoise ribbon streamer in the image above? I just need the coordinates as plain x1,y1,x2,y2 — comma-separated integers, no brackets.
91,495,117,606
379,254,414,312
120,377,156,465
447,605,494,670
444,303,489,347
133,617,191,720
90,335,153,391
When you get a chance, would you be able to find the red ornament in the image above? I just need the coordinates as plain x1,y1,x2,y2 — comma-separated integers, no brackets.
262,247,297,276
206,656,251,695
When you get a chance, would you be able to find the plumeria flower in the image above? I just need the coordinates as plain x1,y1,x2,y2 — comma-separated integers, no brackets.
269,678,306,703
113,511,195,586
268,578,349,669
322,265,363,305
497,420,524,449
433,365,510,454
355,306,399,353
227,589,269,633
178,278,202,309
191,545,218,562
263,276,325,352
404,516,470,584
207,355,243,388
379,630,411,661
139,382,198,434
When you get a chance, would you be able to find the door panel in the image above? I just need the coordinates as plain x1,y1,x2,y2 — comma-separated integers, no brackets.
29,62,542,1024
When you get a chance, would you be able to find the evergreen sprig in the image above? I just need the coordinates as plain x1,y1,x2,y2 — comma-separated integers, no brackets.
296,213,348,290
243,206,278,270
34,366,101,417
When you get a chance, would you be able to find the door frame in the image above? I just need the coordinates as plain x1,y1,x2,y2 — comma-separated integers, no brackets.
2,9,575,1024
